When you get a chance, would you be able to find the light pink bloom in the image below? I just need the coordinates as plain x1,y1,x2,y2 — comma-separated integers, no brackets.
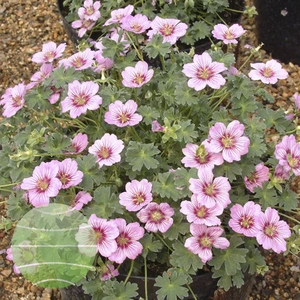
104,5,134,25
0,82,27,118
119,179,152,211
32,42,66,64
6,247,21,274
151,120,165,132
147,16,188,45
184,224,230,263
72,191,93,210
72,18,96,37
180,195,223,226
30,63,53,84
294,93,300,111
48,87,62,104
274,164,290,180
60,48,95,70
88,133,124,168
275,135,300,176
61,80,102,118
189,168,231,209
104,100,142,127
182,52,227,91
208,120,250,163
122,61,154,88
121,14,151,34
100,264,119,281
71,133,89,153
212,23,246,44
181,142,224,170
244,163,270,193
248,60,288,84
78,0,101,21
137,202,174,233
20,161,62,207
256,207,291,254
108,219,144,264
228,201,262,237
94,51,114,72
56,158,84,189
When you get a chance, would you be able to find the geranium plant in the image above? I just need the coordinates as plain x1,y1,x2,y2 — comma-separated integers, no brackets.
1,0,300,299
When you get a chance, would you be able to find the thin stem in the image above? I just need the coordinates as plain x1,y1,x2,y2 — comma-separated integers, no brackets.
155,233,173,251
277,211,300,224
216,12,227,26
238,43,264,72
125,32,144,61
0,188,14,193
144,256,148,300
0,183,20,188
225,8,244,13
124,260,134,284
186,283,197,300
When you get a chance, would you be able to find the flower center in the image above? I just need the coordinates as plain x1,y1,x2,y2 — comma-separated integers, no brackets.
287,154,299,168
262,67,274,78
132,192,146,205
74,94,88,106
36,178,50,192
132,22,142,32
199,235,212,248
44,51,55,61
195,206,207,218
86,7,95,15
95,230,105,242
197,67,213,80
204,183,216,196
98,146,111,159
225,30,234,40
239,215,254,229
117,111,130,124
83,19,94,28
72,57,86,68
133,73,146,85
116,233,130,247
221,134,233,148
195,145,208,163
12,96,23,107
160,24,175,36
150,210,163,222
57,172,71,185
264,223,277,238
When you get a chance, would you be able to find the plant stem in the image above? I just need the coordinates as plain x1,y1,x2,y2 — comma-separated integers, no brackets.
277,211,300,224
124,260,134,284
186,283,197,300
144,256,148,300
154,233,173,251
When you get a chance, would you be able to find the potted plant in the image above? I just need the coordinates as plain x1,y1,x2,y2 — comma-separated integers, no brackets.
1,1,299,300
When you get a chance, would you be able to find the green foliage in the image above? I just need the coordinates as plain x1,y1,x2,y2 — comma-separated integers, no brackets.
144,34,172,59
102,281,138,300
254,182,278,209
7,189,31,221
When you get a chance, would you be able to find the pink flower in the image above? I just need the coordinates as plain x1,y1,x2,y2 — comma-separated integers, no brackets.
182,52,227,91
20,161,62,207
274,164,290,180
100,264,119,281
137,202,174,233
228,201,262,237
104,5,134,25
151,120,165,132
61,80,102,118
104,100,142,127
180,195,223,226
71,133,89,153
72,191,93,211
30,63,53,84
0,82,27,118
32,42,66,64
275,135,300,176
121,14,151,34
78,0,101,21
181,142,224,170
184,224,230,263
189,169,231,209
6,247,21,274
294,93,300,111
60,48,95,70
94,51,114,72
244,163,270,193
48,87,62,104
248,60,288,84
119,179,152,211
122,61,154,88
212,24,246,44
256,207,291,254
88,133,124,168
108,219,144,264
72,18,96,37
56,158,84,189
147,16,188,45
208,120,250,163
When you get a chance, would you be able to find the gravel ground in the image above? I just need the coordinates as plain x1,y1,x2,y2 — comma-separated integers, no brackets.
0,0,299,299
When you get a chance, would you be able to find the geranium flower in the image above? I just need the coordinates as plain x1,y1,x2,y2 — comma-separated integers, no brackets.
122,61,154,88
20,161,62,207
60,48,95,70
88,133,124,168
31,41,66,64
212,23,246,44
151,120,165,132
94,51,114,72
121,14,151,34
30,63,53,84
61,80,102,118
100,264,119,281
184,224,230,263
189,168,231,209
137,202,174,233
104,5,134,25
119,179,152,211
182,52,227,91
229,201,262,237
104,100,142,127
71,133,89,153
181,142,224,170
207,120,250,163
6,247,21,274
180,195,223,226
108,218,144,264
56,158,84,189
248,59,288,84
72,18,96,38
294,93,300,111
244,163,270,193
256,207,291,254
78,0,101,21
147,16,188,45
71,191,93,211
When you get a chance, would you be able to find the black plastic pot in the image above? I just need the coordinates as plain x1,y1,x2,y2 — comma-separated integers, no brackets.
254,0,300,64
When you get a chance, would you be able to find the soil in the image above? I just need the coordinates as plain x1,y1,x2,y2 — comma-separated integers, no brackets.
0,0,299,299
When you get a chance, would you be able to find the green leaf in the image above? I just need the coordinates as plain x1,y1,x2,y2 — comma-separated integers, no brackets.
102,37,127,60
247,136,267,158
277,187,299,211
213,162,242,182
102,281,138,300
191,21,211,41
155,269,189,300
230,95,258,120
144,34,172,59
163,214,190,240
176,120,198,143
244,116,267,138
170,240,204,273
24,86,53,110
253,182,278,209
140,233,163,258
174,83,199,106
244,245,266,274
43,132,72,154
174,168,197,198
125,141,160,172
7,190,31,221
138,105,160,125
100,86,130,107
255,88,275,103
